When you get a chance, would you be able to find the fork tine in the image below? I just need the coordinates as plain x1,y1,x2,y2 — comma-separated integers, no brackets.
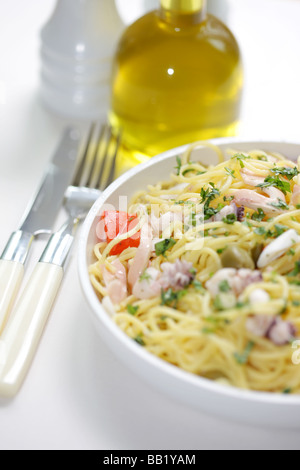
96,125,112,189
91,124,121,191
72,122,95,187
85,123,106,189
72,122,121,192
102,128,122,189
88,124,111,189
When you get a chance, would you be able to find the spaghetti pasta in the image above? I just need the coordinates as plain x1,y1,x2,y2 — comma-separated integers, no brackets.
89,143,300,394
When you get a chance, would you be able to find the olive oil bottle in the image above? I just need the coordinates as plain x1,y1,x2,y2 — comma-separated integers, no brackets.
110,0,243,162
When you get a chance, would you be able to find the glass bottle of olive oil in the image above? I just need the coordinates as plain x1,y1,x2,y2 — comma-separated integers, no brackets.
109,0,243,163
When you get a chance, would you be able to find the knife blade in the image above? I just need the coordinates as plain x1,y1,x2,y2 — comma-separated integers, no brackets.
0,127,81,332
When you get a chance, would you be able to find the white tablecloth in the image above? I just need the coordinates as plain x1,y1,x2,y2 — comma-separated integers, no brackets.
0,0,300,450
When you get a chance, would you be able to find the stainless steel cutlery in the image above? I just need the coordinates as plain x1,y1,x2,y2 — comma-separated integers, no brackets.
0,123,120,397
0,127,81,333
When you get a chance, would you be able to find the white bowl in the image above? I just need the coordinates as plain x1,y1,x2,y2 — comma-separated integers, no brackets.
78,139,300,429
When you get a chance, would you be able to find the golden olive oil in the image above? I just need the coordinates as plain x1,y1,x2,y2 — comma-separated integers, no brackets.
109,0,243,163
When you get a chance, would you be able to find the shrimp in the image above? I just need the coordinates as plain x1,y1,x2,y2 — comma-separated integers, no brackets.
240,169,265,187
101,259,128,304
292,184,300,206
132,268,162,300
237,169,287,213
128,223,153,290
233,189,285,214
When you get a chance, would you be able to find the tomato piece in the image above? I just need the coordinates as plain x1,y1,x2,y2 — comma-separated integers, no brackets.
99,211,141,255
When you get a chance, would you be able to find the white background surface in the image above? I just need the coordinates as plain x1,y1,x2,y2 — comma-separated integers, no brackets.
0,0,300,450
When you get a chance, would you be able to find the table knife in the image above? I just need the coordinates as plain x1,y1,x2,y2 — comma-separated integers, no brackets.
0,128,81,332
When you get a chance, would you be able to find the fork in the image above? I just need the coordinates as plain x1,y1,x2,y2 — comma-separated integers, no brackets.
0,122,121,398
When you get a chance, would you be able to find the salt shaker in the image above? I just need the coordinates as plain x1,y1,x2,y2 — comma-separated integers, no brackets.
40,0,124,120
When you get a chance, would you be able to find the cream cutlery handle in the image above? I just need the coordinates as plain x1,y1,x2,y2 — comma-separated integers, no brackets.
0,231,34,331
0,260,24,334
0,262,63,398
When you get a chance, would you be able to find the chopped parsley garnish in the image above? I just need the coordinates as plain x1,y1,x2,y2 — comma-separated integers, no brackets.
254,224,288,239
236,300,249,309
174,200,195,205
205,317,231,327
283,388,292,394
202,327,215,335
134,335,145,346
269,199,289,210
234,341,255,365
182,168,194,176
193,279,205,293
175,156,182,175
200,183,220,205
274,224,289,236
160,315,168,321
155,238,176,257
213,293,236,311
204,205,222,220
213,295,226,311
257,155,268,161
288,261,300,277
251,208,266,222
127,305,139,316
139,270,151,282
225,167,236,178
188,211,204,227
257,176,291,195
271,166,300,180
254,227,267,236
160,279,204,307
223,195,234,202
242,220,253,228
231,153,251,168
200,183,222,220
219,280,231,292
161,287,188,308
222,213,237,225
279,300,288,316
189,211,197,227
